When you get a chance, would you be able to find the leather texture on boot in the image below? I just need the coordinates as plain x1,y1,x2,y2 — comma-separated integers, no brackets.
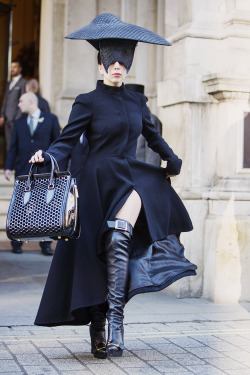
105,227,132,356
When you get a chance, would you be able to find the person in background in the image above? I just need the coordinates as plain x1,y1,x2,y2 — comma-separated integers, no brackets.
26,78,50,114
0,59,26,150
125,84,162,167
4,92,61,255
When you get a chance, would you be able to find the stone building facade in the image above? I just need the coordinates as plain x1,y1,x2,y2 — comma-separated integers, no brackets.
39,0,250,303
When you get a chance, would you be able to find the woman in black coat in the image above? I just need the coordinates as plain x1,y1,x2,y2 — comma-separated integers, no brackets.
30,13,196,359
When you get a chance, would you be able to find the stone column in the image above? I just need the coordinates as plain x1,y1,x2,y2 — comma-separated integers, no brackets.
39,0,65,115
158,0,250,301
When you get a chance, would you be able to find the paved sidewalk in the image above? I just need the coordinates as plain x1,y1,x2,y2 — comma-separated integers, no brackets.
0,249,250,375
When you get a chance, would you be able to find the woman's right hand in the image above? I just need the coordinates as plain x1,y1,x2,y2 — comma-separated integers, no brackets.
29,150,44,164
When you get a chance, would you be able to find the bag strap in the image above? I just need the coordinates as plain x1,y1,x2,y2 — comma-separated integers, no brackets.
46,153,60,173
25,153,57,192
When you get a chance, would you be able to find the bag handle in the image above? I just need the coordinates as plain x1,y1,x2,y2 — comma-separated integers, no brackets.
31,153,60,175
24,153,60,205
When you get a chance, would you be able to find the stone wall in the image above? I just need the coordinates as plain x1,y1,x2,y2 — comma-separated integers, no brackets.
159,0,250,302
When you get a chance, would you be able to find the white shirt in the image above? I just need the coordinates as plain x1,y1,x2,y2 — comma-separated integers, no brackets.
9,75,22,91
27,109,41,133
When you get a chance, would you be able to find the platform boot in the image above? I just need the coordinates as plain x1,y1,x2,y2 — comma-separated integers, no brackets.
105,219,133,357
89,303,107,359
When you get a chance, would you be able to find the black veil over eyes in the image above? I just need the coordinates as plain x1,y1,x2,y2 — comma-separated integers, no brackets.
99,39,137,73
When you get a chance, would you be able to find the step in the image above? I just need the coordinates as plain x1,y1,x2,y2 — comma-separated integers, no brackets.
0,230,8,241
0,170,14,184
0,215,8,227
0,200,11,214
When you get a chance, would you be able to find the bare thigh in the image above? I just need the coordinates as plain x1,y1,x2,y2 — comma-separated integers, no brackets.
115,190,142,227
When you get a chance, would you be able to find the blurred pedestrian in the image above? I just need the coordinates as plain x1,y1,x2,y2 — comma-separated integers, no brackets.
4,92,61,255
0,59,26,150
26,78,50,114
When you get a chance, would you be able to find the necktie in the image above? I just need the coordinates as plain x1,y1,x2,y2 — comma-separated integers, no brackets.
29,116,34,136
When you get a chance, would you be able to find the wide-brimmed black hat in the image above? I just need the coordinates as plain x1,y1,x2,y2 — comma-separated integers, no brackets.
65,13,171,49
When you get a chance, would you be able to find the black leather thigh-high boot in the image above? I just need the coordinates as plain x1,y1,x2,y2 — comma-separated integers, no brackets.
105,219,133,357
89,303,107,359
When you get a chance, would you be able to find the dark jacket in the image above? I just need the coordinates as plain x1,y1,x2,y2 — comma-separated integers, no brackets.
37,94,50,114
5,112,61,176
1,77,26,121
35,81,196,327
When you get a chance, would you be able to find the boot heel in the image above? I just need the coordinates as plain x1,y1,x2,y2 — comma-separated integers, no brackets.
89,323,107,359
107,343,123,357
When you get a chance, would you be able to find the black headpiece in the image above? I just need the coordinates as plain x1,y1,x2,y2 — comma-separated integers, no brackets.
99,39,137,73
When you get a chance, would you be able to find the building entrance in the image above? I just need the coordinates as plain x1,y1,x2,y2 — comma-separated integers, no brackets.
0,0,41,168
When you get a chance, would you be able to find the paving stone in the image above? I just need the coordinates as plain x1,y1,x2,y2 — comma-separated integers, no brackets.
168,336,206,347
149,343,188,354
186,346,224,358
224,370,250,375
147,359,187,371
7,343,38,354
0,349,13,359
221,350,250,365
207,341,245,352
15,353,50,366
109,356,147,367
125,339,151,350
30,340,63,348
50,358,88,371
23,366,59,374
215,334,250,347
39,347,72,359
85,363,127,375
205,357,248,370
0,360,23,372
189,335,224,344
166,353,206,365
131,349,167,360
62,342,91,354
141,336,169,344
185,364,228,374
120,367,160,375
75,352,105,363
60,372,92,375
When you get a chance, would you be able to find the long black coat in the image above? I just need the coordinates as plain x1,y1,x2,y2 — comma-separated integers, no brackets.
35,81,196,327
4,112,62,176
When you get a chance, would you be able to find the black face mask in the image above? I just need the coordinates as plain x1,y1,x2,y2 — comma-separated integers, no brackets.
99,39,137,73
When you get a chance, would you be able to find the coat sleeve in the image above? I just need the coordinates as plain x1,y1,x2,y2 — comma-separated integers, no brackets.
141,95,182,175
4,121,18,170
42,94,92,165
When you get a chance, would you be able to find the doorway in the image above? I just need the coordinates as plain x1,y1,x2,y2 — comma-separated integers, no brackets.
0,0,41,168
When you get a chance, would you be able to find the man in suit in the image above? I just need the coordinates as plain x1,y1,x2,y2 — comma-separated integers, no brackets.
26,78,51,114
0,59,26,151
4,92,61,255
